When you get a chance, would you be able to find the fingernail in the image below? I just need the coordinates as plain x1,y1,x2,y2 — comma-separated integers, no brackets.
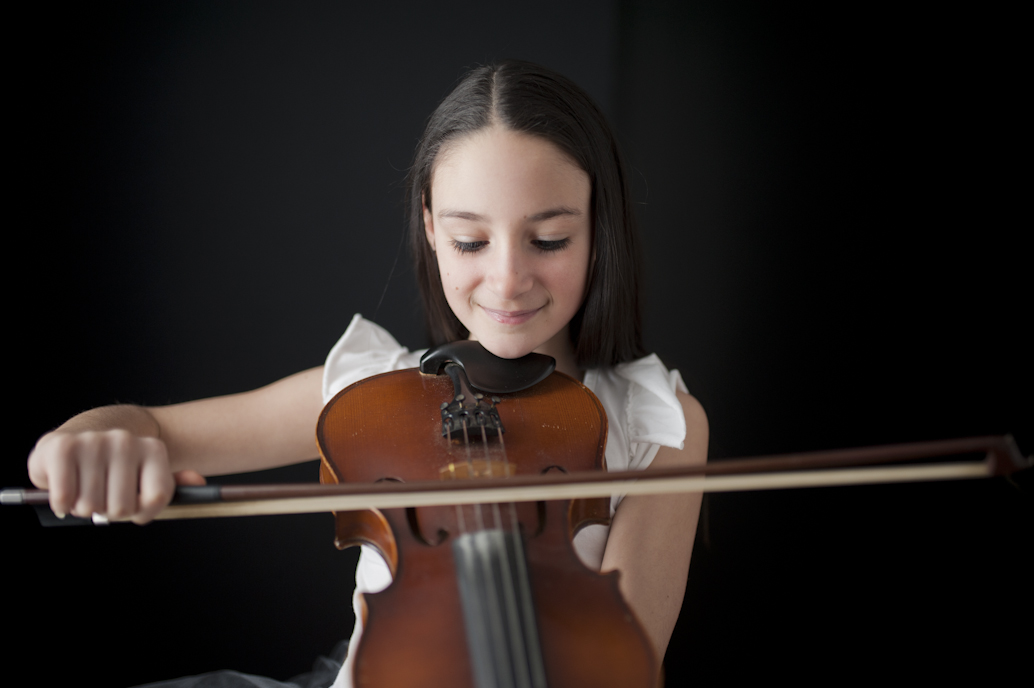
55,511,67,519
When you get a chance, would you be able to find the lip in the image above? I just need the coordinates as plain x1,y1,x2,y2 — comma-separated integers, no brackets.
480,306,542,325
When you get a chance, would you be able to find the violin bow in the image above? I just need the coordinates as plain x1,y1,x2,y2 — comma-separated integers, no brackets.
3,434,1029,524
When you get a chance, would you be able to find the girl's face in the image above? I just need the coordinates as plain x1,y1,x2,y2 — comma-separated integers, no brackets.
424,126,592,365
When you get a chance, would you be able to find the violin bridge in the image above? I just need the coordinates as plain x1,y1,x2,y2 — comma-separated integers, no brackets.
440,460,518,480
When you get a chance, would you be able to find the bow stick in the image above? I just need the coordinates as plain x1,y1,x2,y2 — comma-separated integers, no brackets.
4,435,1028,524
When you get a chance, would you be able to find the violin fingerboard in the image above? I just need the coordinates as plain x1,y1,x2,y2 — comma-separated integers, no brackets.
453,529,548,688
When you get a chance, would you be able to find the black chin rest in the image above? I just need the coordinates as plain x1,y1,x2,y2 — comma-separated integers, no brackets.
419,341,556,394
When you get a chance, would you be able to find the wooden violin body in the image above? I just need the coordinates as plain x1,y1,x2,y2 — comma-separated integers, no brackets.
316,368,657,688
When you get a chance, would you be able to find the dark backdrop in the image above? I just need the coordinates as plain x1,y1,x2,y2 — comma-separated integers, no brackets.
9,2,1029,685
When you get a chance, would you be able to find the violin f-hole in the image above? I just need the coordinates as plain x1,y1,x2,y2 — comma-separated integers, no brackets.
406,506,449,547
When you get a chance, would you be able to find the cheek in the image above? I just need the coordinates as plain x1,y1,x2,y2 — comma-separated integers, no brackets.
436,254,475,305
548,253,591,306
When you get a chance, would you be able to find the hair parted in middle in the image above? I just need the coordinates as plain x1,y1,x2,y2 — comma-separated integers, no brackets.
408,60,645,368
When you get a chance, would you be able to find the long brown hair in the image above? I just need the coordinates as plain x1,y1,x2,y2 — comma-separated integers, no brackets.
408,60,645,368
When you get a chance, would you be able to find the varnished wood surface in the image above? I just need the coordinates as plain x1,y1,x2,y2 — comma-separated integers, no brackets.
316,368,655,687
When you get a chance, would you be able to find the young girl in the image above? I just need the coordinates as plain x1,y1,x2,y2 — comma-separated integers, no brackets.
28,60,708,687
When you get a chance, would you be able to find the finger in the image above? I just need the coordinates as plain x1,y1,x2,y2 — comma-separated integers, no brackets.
134,438,173,525
72,434,107,519
27,440,53,489
36,435,78,518
106,433,141,520
174,469,207,486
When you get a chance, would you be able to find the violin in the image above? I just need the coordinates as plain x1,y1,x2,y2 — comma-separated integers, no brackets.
317,341,655,687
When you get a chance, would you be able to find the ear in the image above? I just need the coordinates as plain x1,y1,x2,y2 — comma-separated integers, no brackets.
422,193,436,252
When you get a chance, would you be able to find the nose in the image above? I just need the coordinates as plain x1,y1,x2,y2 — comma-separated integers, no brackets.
486,240,534,302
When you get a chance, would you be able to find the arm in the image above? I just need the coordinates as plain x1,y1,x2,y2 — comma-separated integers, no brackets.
599,391,709,664
27,366,325,524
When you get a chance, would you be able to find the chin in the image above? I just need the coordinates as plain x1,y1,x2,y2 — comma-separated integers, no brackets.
475,336,537,361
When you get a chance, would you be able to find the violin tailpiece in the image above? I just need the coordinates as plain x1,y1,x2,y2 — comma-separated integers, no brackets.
441,363,505,440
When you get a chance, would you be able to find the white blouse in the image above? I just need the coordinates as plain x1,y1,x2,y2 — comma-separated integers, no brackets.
323,314,688,688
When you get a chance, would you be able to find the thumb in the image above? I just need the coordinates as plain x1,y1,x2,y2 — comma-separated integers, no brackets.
174,469,207,486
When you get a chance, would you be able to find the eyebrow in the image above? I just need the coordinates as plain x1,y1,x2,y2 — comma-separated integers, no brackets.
437,206,583,222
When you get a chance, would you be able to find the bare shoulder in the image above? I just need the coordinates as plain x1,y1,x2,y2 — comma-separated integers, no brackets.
656,391,708,467
677,391,708,435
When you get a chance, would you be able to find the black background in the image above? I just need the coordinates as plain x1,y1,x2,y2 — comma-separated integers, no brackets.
8,2,1029,685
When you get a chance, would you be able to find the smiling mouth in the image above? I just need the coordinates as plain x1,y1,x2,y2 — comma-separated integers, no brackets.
480,306,542,325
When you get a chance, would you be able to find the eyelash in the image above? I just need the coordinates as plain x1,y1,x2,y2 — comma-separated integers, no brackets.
450,240,486,254
449,238,571,254
534,238,571,253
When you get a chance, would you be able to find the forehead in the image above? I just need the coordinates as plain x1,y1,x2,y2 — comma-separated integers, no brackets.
430,127,590,209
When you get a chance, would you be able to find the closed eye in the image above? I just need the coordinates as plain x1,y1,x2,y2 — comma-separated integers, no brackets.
533,238,571,253
450,239,486,254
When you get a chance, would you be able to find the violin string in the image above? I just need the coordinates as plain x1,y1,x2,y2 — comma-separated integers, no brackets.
446,422,467,535
496,424,521,539
481,423,503,531
460,411,486,532
479,400,537,683
498,418,534,677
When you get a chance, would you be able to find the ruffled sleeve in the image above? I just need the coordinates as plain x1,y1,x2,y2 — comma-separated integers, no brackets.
583,354,688,481
322,314,427,403
615,353,688,461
